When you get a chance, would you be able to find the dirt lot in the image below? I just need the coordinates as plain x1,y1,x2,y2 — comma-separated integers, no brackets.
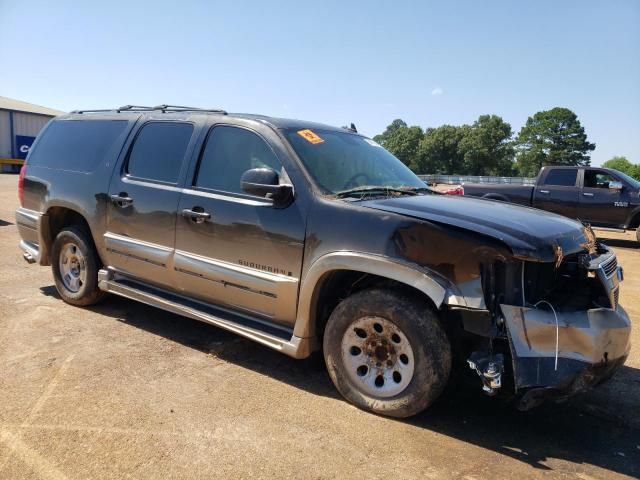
1,173,638,479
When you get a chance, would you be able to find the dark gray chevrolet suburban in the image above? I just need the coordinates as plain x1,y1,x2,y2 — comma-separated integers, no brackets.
15,105,631,417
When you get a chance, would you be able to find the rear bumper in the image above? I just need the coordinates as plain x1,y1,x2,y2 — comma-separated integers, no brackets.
500,304,631,409
15,207,49,266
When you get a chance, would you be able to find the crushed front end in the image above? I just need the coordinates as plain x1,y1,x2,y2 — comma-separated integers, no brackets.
456,242,630,409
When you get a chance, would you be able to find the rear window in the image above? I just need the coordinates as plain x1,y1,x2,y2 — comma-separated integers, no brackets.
27,120,129,172
542,169,577,187
126,122,194,184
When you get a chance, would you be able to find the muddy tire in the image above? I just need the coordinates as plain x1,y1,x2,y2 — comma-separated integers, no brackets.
323,288,451,418
51,226,104,307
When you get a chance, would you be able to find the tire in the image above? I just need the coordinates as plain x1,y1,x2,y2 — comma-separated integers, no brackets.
323,288,451,418
636,228,640,245
51,226,105,306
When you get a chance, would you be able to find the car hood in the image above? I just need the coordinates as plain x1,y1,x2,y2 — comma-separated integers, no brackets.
360,194,591,262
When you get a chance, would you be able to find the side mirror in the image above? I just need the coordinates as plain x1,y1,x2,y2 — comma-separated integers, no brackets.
609,180,623,191
241,168,293,204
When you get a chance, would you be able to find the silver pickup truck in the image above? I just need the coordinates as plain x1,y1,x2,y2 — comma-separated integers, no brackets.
15,105,631,417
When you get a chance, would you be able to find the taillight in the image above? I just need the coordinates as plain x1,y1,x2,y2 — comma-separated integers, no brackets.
18,164,26,206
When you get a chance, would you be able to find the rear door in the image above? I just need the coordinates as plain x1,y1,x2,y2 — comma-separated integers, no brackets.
578,169,628,227
532,168,579,218
105,121,197,288
173,122,306,328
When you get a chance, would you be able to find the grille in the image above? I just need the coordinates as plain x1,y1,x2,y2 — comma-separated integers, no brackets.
601,255,618,278
613,288,620,309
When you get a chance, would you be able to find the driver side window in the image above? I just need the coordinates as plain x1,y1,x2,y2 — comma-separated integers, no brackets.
584,170,616,189
194,125,282,195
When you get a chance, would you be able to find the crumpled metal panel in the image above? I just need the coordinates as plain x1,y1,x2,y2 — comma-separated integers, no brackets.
501,304,631,365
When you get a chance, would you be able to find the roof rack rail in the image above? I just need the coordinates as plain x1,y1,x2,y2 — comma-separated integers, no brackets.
71,104,228,115
117,105,155,112
152,104,228,114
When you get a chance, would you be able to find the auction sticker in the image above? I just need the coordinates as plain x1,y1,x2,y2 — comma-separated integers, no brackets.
297,129,324,144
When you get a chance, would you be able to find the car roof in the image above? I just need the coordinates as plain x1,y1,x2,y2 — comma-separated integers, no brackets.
60,107,353,134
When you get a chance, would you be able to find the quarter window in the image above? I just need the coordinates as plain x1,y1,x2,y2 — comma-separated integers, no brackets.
127,122,194,183
194,125,281,195
542,169,577,187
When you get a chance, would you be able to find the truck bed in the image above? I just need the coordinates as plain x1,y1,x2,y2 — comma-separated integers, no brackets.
462,183,534,206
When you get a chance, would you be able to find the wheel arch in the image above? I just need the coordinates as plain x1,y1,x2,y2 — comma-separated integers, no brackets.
42,205,101,266
293,252,448,340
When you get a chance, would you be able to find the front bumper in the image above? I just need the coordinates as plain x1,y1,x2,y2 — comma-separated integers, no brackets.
500,303,631,409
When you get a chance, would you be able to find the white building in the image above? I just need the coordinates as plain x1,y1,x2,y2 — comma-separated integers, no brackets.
0,96,65,172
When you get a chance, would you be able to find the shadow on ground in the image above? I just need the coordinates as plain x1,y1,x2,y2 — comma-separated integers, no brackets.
40,285,640,477
599,236,639,250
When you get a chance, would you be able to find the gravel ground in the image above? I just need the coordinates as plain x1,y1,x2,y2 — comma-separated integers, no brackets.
1,173,638,479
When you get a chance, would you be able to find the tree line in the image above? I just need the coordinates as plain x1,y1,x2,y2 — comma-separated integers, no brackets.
371,107,637,179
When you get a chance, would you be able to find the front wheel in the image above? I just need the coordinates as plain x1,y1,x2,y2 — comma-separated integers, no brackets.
51,226,104,306
323,288,451,418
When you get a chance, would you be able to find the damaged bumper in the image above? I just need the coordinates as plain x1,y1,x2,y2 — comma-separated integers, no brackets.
500,303,631,409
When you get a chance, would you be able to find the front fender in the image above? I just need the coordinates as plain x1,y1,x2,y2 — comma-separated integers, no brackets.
292,251,449,338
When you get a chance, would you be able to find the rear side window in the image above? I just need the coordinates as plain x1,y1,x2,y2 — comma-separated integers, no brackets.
542,169,577,187
27,120,129,172
194,125,281,194
127,122,194,183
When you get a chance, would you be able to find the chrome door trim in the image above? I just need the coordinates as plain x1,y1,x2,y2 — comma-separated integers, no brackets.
104,232,173,268
174,249,299,321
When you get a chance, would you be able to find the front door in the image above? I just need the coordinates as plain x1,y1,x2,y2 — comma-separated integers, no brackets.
579,169,628,227
105,121,196,288
533,168,579,219
174,124,305,327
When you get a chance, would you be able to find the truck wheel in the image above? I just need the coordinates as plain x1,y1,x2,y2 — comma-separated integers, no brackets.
51,226,104,306
323,288,451,418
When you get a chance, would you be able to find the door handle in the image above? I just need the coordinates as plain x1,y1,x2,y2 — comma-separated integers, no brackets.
582,192,594,197
110,193,134,208
182,208,211,224
539,190,550,194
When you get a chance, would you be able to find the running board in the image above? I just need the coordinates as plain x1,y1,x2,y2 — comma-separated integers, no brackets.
97,269,314,359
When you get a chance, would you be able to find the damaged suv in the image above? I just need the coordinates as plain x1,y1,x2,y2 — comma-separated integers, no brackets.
16,105,631,417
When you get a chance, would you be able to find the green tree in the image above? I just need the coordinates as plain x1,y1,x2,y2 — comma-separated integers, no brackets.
373,119,408,145
416,125,468,174
459,115,515,175
374,119,424,170
602,156,640,180
515,107,595,176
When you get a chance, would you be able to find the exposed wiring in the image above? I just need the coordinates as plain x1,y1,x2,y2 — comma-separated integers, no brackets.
534,300,559,371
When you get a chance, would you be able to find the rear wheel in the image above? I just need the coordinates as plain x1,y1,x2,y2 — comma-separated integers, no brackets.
51,226,104,306
323,288,451,418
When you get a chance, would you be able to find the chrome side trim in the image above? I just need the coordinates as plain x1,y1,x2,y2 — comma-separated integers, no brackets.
97,269,314,358
173,249,299,321
104,232,172,268
294,251,448,338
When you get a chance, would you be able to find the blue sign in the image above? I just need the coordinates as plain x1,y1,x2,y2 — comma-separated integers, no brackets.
16,135,36,160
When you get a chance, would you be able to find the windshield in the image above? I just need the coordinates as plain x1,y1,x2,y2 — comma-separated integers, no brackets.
612,169,640,189
284,128,426,194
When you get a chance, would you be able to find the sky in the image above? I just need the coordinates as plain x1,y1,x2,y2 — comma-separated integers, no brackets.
1,0,638,166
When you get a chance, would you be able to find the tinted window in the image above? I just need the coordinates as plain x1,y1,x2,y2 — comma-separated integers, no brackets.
543,169,577,187
127,122,193,183
584,170,616,189
195,126,281,194
28,120,129,172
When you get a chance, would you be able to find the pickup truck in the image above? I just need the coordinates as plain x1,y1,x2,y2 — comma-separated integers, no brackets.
460,166,640,243
16,105,630,417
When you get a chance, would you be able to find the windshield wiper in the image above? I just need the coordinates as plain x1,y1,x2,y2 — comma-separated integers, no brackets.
334,186,419,199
